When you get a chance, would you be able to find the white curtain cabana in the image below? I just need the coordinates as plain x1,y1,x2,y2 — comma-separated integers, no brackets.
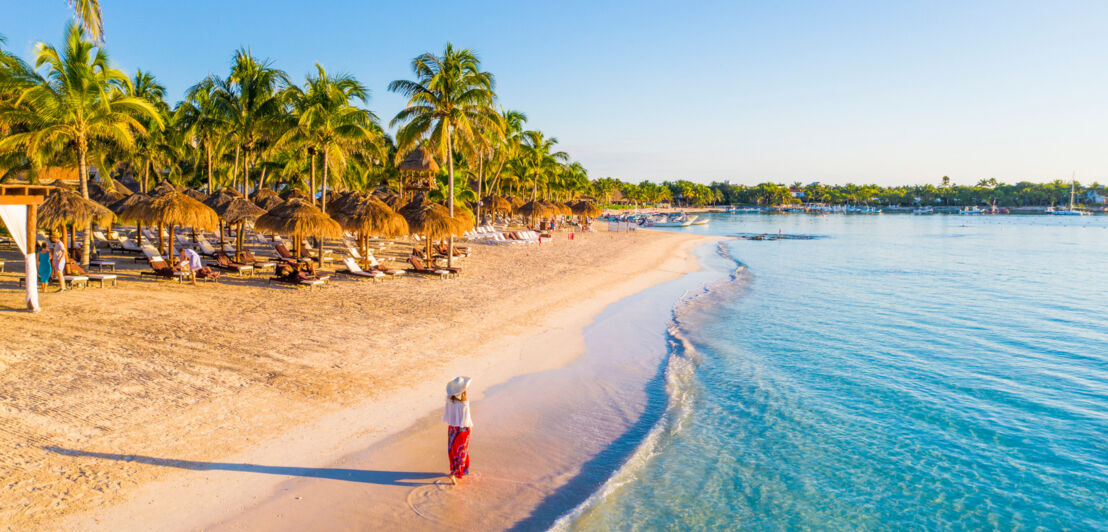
0,186,51,312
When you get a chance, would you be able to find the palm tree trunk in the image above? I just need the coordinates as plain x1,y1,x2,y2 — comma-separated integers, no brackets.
319,150,329,267
258,166,267,196
206,144,213,193
309,150,316,206
243,150,251,197
77,138,92,266
141,160,149,193
157,222,165,257
445,123,455,269
232,145,240,193
476,155,484,226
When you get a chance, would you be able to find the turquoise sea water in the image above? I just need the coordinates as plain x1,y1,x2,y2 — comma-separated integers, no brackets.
568,214,1108,530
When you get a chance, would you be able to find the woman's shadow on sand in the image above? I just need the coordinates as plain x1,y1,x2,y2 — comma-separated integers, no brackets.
41,446,441,487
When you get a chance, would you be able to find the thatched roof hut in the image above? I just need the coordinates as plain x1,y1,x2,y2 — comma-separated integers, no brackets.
254,198,342,239
404,202,461,240
516,200,554,218
482,195,512,213
204,189,238,212
335,196,409,238
219,197,266,225
398,145,440,173
149,181,179,197
571,201,602,217
111,193,150,217
255,194,284,211
182,188,209,203
121,190,219,232
37,188,114,232
252,188,280,208
280,188,311,201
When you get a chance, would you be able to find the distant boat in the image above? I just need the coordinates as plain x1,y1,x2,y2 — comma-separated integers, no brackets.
727,206,761,213
959,206,985,215
644,213,695,227
690,216,709,225
912,207,935,215
1049,174,1090,216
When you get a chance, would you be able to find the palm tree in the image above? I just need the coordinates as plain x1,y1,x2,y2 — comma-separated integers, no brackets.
0,23,159,265
211,49,288,197
69,0,103,42
389,43,499,267
178,77,227,193
281,64,382,265
282,64,382,210
518,130,568,203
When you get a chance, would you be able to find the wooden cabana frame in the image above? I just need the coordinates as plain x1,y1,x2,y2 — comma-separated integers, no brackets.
0,185,52,312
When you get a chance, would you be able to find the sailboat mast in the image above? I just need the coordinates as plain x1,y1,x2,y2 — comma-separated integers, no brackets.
1071,171,1076,209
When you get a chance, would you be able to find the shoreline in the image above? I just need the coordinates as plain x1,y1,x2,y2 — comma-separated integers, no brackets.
38,231,719,531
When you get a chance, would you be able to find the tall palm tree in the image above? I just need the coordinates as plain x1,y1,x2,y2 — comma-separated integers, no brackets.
69,0,104,42
518,130,568,202
178,77,227,193
211,49,288,197
389,43,499,266
282,64,382,213
0,23,159,265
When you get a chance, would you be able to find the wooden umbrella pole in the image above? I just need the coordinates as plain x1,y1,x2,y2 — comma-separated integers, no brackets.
157,223,165,256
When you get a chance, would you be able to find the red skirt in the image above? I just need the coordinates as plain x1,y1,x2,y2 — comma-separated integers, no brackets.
448,426,470,478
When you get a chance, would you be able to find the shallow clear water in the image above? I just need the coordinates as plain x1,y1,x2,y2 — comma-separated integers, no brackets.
570,214,1108,530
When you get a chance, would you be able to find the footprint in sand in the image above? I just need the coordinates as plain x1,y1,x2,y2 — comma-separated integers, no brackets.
405,474,545,526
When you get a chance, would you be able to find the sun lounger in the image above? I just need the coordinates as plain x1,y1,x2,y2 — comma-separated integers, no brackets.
69,263,118,288
213,252,254,276
337,257,385,281
241,250,276,271
117,235,144,253
407,256,454,278
272,243,303,264
139,257,189,283
196,237,220,257
364,252,406,276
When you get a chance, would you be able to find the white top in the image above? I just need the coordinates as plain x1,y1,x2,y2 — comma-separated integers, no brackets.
183,248,203,271
443,399,473,428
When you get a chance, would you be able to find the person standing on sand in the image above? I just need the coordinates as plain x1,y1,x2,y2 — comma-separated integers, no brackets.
36,243,53,291
443,376,473,484
49,235,67,291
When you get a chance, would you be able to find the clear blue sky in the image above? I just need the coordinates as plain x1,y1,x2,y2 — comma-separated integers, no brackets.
4,1,1108,186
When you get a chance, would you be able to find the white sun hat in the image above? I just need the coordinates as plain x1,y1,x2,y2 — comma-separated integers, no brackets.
446,376,472,397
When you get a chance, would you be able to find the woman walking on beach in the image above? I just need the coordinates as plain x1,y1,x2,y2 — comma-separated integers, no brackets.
49,235,67,291
443,377,473,484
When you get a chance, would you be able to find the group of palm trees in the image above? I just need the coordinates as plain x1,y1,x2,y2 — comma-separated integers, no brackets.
0,16,599,262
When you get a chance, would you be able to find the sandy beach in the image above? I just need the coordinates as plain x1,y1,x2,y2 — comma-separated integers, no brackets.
0,228,712,531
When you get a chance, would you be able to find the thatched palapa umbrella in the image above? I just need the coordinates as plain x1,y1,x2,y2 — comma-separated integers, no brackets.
204,189,241,251
111,192,150,246
254,198,342,260
121,190,219,256
404,201,463,262
252,188,280,208
38,188,114,255
334,196,409,263
571,200,602,218
482,195,512,215
516,200,554,222
218,197,266,261
182,188,209,203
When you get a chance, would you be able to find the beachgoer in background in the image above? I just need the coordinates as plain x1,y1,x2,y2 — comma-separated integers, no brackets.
443,376,473,484
36,243,52,291
49,235,67,291
178,247,206,285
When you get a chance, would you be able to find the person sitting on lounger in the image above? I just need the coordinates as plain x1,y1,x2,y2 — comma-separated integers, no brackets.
178,247,212,285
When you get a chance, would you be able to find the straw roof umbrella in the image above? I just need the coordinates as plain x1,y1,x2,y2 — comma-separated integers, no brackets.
335,196,410,263
150,181,179,197
255,194,284,211
204,189,240,251
121,190,219,256
571,201,602,217
452,205,475,233
516,200,554,222
38,188,114,254
217,197,266,261
111,192,151,246
482,195,512,214
254,198,342,260
183,188,209,203
281,188,311,201
252,188,280,208
404,201,462,263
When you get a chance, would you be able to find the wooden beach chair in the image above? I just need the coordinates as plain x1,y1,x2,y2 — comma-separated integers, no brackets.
336,257,385,281
139,257,189,283
212,251,254,277
407,256,453,279
68,262,119,288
